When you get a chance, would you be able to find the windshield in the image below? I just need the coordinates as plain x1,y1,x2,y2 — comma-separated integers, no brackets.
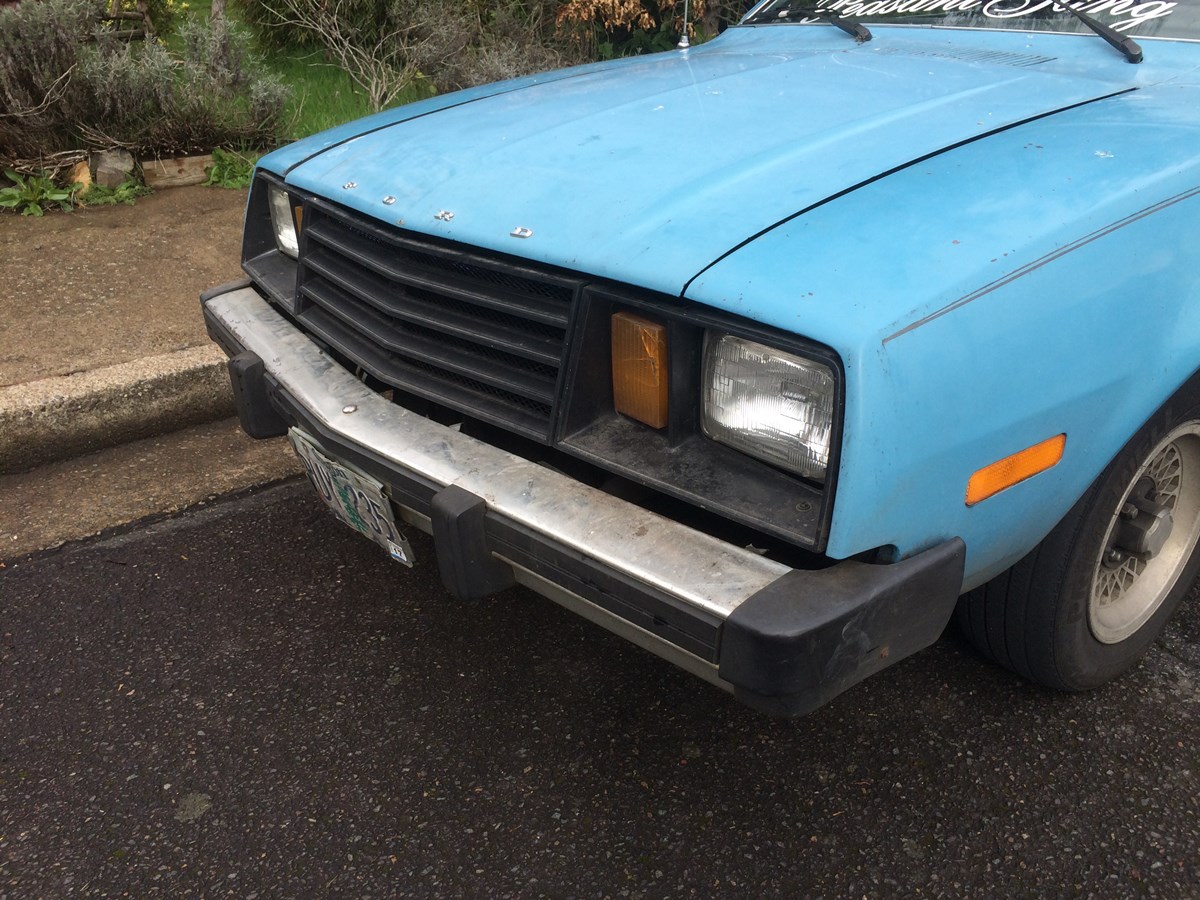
742,0,1200,42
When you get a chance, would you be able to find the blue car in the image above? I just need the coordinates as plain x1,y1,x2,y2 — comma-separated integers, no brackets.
202,0,1200,716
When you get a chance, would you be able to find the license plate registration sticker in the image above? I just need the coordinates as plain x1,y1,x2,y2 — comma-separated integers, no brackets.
288,428,415,566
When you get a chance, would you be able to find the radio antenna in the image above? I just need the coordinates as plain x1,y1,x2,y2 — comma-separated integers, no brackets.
677,0,690,48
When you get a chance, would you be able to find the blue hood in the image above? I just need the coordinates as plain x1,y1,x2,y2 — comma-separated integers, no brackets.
280,27,1132,297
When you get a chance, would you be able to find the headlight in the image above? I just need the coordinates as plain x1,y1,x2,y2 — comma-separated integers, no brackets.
267,183,299,258
702,333,835,482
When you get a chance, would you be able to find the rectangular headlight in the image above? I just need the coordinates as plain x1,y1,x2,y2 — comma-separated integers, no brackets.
267,183,299,258
702,333,835,482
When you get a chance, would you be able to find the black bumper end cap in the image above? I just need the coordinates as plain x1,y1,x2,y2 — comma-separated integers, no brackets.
718,538,966,717
431,485,516,601
200,278,252,305
227,350,288,439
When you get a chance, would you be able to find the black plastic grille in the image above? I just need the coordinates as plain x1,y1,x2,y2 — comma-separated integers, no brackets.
295,203,581,440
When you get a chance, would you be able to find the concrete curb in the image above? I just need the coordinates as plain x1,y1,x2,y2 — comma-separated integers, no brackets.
0,345,234,475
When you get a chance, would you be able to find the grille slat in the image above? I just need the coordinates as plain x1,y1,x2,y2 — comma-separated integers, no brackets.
304,249,565,367
301,308,554,435
296,205,580,441
305,218,571,328
301,279,558,405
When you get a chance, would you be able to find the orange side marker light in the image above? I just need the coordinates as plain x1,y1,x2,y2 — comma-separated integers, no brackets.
966,433,1066,506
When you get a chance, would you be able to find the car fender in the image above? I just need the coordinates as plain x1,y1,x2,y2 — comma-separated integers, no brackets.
687,83,1200,588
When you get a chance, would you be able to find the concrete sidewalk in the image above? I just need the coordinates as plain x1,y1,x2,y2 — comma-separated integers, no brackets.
0,185,302,555
0,185,247,473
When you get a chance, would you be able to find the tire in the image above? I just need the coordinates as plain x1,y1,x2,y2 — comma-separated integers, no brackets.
955,375,1200,691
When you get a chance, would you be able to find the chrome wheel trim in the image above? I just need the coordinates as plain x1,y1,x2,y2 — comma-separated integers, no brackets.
1089,422,1200,645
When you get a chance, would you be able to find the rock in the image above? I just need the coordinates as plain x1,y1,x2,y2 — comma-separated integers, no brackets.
91,149,137,188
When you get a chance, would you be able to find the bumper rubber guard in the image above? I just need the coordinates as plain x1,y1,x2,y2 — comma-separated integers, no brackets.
720,539,965,716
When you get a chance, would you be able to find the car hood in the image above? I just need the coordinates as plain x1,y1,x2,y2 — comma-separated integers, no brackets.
281,27,1131,298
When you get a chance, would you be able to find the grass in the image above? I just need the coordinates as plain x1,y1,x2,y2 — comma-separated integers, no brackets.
270,50,425,141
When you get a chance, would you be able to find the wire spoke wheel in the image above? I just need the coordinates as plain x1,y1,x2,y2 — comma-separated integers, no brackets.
1089,423,1200,644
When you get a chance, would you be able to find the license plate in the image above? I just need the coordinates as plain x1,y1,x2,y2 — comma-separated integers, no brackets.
288,428,415,566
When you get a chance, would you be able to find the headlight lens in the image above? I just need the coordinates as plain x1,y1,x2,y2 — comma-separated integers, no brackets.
267,183,299,258
702,333,835,482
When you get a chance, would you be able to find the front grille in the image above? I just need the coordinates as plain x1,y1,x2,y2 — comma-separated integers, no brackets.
295,202,581,441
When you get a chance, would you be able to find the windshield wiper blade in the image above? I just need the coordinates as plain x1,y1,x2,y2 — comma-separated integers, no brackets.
781,6,872,42
1054,1,1142,63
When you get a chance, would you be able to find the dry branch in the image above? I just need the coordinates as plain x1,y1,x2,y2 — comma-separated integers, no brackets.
0,148,88,176
0,65,76,121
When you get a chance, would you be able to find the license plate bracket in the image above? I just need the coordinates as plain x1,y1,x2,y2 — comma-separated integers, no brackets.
288,428,415,566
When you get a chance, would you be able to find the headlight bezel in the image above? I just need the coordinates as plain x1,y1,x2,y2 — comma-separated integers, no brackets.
557,285,845,552
241,171,304,312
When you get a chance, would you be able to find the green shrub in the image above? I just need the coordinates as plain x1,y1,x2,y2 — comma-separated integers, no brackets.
68,35,178,147
0,1,289,163
422,0,582,93
0,0,99,160
152,20,290,153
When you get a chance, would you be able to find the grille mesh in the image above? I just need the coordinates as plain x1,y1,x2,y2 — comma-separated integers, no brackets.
295,204,580,440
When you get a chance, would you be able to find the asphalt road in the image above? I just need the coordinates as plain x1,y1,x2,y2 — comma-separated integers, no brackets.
3,481,1198,897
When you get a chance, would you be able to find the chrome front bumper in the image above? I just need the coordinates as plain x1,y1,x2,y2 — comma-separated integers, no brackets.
203,285,965,716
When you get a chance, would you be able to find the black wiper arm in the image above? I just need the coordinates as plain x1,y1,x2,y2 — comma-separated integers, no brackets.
1054,1,1142,63
785,6,872,42
744,4,868,41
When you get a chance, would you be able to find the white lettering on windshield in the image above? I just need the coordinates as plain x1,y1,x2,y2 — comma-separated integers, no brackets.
818,0,1176,30
982,0,1176,30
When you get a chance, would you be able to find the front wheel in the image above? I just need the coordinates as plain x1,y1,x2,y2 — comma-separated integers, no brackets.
956,381,1200,691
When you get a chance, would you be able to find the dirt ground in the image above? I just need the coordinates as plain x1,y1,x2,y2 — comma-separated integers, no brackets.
0,185,247,387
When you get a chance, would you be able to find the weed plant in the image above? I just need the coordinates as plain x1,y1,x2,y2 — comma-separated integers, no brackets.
80,178,153,205
204,146,257,188
0,168,80,215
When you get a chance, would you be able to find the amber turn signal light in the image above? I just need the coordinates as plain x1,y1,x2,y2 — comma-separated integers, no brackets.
611,312,668,429
294,205,304,235
966,433,1066,506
